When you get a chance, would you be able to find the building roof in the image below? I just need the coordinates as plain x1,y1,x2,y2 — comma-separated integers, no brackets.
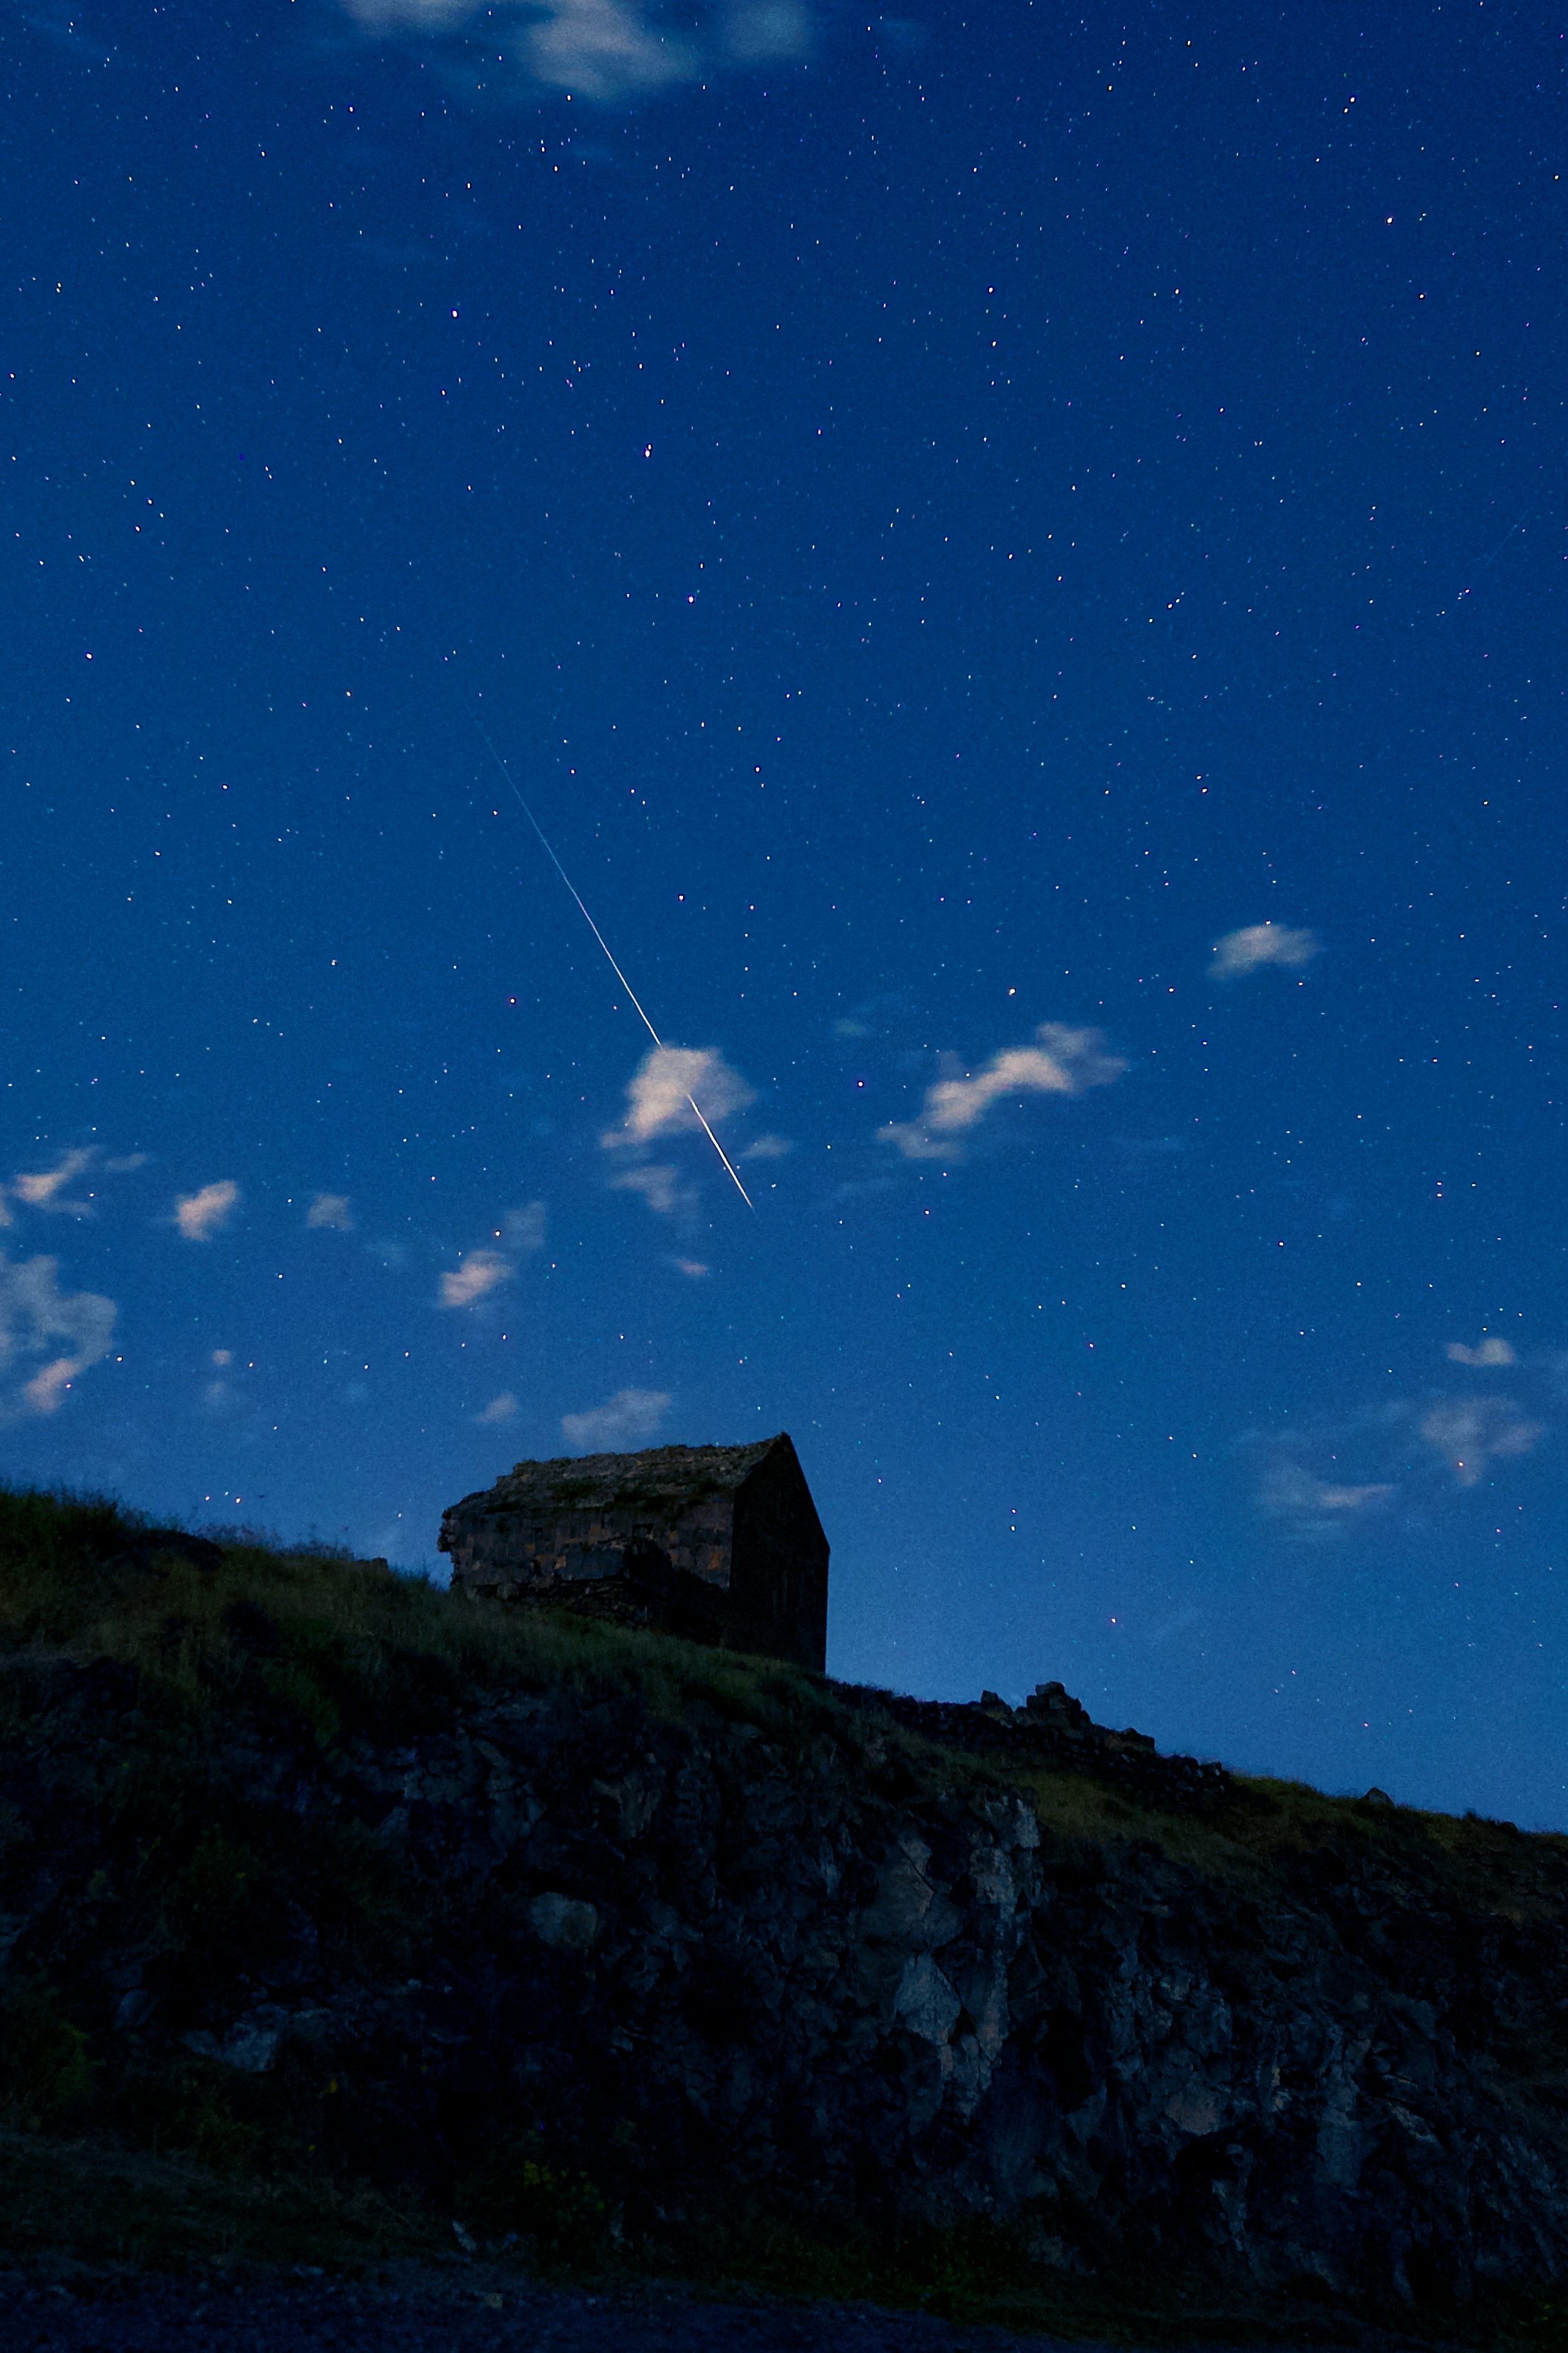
480,1435,793,1517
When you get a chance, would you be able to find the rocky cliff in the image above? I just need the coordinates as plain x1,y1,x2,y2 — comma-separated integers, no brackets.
2,1493,1567,2335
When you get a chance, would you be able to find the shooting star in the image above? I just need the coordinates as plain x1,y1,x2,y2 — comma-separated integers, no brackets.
465,706,755,1212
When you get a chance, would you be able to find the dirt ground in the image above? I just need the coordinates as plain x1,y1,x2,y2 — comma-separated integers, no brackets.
0,2262,1376,2353
0,2265,1111,2351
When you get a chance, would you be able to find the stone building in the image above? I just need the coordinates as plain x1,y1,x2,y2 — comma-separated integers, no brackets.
438,1432,829,1670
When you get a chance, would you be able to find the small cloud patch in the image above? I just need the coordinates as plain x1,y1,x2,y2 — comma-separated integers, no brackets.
602,1044,755,1152
307,1193,354,1231
9,1147,98,1218
1418,1396,1544,1489
0,1252,117,1418
478,1391,517,1423
610,1164,692,1219
440,1250,511,1309
504,1201,547,1252
174,1181,240,1241
1210,923,1321,980
1259,1460,1396,1540
1446,1336,1515,1367
439,1206,544,1306
337,0,811,107
880,1024,1126,1162
561,1386,670,1450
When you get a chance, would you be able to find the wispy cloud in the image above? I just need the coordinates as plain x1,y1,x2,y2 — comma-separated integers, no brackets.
671,1257,709,1278
0,1251,116,1418
601,1044,756,1151
1210,922,1322,980
477,1391,517,1423
526,0,701,98
1,1147,148,1228
879,1023,1126,1161
201,1351,247,1418
1417,1396,1544,1488
1258,1459,1396,1541
611,1164,692,1219
174,1181,240,1241
742,1134,793,1161
1251,1375,1551,1540
342,0,485,20
440,1250,512,1309
723,1,810,62
438,1202,546,1307
561,1385,670,1450
336,0,808,105
1446,1336,1515,1367
307,1193,354,1231
8,1146,99,1219
503,1201,548,1252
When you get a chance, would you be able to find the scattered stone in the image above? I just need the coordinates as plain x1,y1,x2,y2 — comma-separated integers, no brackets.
527,1892,601,1952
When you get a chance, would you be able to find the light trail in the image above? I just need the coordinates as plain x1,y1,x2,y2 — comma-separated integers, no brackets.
465,708,755,1212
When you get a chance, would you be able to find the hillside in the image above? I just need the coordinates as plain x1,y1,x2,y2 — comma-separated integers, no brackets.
1,1484,1566,2344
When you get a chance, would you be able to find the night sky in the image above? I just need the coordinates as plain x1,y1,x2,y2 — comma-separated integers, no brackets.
4,0,1566,1823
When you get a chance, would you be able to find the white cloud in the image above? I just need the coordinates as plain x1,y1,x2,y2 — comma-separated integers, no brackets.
341,0,470,21
1252,1371,1554,1540
440,1250,512,1309
602,1044,756,1151
335,0,808,104
525,0,699,98
742,1134,793,1161
438,1208,543,1305
722,0,810,61
174,1181,240,1241
1418,1397,1544,1488
879,1023,1127,1161
9,1147,98,1218
610,1164,694,1219
477,1391,517,1423
0,1147,147,1228
1446,1336,1516,1367
561,1386,670,1451
307,1193,354,1231
0,1252,116,1418
504,1201,547,1251
672,1257,709,1278
1210,923,1322,980
1258,1459,1396,1541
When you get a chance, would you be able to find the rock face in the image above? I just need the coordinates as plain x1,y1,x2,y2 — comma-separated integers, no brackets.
439,1435,829,1671
10,1645,1568,2321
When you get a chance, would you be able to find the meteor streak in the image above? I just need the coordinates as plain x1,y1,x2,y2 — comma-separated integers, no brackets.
466,709,755,1212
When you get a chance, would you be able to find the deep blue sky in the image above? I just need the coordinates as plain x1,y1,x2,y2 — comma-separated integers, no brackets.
4,0,1565,1822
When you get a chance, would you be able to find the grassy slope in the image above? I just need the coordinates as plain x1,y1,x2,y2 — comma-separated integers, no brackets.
1,1484,1564,2344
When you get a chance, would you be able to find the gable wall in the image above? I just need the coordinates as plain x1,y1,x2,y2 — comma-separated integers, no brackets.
729,1446,830,1670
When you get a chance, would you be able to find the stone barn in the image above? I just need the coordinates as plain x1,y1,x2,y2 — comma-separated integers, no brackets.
438,1432,829,1671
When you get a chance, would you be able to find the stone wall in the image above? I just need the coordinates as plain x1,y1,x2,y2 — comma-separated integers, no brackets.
440,1437,829,1670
